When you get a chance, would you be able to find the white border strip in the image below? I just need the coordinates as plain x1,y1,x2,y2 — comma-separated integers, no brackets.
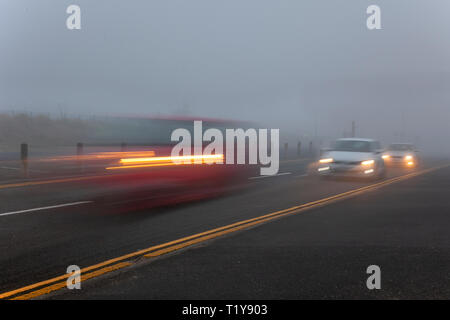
0,201,92,217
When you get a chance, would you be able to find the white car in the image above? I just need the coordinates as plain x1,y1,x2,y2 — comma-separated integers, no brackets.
382,143,418,167
317,138,386,179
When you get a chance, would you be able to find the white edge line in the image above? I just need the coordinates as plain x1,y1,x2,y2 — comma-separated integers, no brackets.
0,166,48,173
0,167,21,171
0,201,93,217
294,173,309,178
248,172,292,180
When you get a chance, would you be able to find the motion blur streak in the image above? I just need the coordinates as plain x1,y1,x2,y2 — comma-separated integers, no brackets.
119,154,224,165
106,154,223,170
105,154,224,170
105,162,179,170
40,151,156,162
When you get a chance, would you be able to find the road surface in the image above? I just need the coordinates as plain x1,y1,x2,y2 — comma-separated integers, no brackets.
0,158,449,299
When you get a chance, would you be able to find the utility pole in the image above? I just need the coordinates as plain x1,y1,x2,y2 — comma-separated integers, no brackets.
401,109,406,139
351,121,356,137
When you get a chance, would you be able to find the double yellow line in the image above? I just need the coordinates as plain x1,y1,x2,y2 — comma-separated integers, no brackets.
0,165,445,300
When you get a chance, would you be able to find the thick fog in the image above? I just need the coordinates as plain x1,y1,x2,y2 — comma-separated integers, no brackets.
1,0,450,154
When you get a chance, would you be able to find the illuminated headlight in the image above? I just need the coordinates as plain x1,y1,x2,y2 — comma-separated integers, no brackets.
382,155,390,159
319,158,333,164
405,155,413,161
318,166,330,172
361,159,375,166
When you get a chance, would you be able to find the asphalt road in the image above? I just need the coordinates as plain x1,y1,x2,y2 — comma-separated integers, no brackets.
0,158,449,299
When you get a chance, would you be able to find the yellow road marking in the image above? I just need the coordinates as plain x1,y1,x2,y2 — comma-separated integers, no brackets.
11,262,132,300
0,176,102,190
0,165,446,299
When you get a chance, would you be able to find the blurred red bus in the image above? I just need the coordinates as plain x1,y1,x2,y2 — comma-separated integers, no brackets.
76,116,257,212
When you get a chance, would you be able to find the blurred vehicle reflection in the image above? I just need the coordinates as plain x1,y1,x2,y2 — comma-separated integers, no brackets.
69,116,256,212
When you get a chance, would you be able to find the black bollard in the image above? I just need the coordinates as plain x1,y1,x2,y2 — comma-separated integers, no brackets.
21,143,28,178
284,143,288,160
76,142,83,171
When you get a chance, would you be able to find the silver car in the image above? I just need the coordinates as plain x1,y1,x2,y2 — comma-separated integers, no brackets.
382,143,418,168
317,138,386,179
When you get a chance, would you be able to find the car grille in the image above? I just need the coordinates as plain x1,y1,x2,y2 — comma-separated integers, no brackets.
333,161,360,165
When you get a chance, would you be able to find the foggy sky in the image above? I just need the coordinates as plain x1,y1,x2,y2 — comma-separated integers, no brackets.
1,0,450,153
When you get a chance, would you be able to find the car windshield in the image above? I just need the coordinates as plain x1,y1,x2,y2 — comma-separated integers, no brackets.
332,140,371,152
388,144,413,151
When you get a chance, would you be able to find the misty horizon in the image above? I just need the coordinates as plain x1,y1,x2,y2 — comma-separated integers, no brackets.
1,0,450,154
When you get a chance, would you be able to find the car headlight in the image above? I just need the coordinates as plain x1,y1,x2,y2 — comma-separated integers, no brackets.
361,159,375,166
382,155,390,159
405,155,413,161
319,158,333,164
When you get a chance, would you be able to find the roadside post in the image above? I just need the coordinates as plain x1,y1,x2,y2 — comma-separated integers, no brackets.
284,143,288,160
76,142,83,171
21,143,28,178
